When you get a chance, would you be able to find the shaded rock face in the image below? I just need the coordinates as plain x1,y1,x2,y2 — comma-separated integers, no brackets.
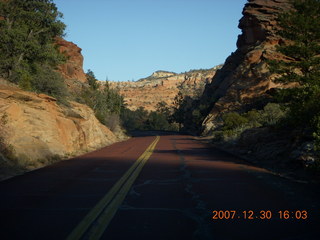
0,84,117,168
56,37,87,83
110,67,220,111
201,0,291,134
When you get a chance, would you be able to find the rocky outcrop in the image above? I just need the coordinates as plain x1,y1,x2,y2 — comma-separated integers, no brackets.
109,67,221,111
0,83,117,169
200,0,291,134
149,71,176,79
56,38,88,92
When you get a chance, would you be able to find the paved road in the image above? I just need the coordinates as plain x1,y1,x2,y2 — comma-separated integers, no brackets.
0,134,320,240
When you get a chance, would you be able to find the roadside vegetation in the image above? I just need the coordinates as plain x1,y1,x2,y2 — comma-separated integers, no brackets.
269,0,320,169
120,104,178,132
119,89,205,133
269,0,320,144
0,0,125,130
213,103,287,142
0,0,68,103
0,1,127,170
76,70,124,131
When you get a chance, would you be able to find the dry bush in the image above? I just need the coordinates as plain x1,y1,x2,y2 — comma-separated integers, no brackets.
106,114,120,132
0,113,9,155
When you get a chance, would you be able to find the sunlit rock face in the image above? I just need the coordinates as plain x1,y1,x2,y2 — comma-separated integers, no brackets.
109,67,221,112
56,37,87,83
0,83,117,169
200,0,291,134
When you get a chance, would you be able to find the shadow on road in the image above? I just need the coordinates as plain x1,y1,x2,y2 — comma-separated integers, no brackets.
129,130,190,137
0,134,320,240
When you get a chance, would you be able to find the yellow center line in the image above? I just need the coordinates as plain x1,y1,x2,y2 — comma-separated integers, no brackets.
67,136,160,240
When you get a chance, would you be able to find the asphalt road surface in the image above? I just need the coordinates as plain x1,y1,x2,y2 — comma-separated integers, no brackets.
0,133,320,240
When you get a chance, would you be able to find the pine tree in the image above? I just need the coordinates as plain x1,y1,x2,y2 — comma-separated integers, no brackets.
0,0,66,80
172,91,185,130
86,69,99,90
269,0,320,130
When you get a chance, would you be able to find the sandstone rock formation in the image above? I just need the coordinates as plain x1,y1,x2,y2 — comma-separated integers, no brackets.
56,37,87,83
109,67,221,111
149,71,176,78
200,0,291,134
0,83,117,169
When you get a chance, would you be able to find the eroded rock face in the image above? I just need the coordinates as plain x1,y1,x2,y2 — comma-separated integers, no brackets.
200,0,291,134
56,37,87,83
109,67,220,111
150,71,176,78
0,83,117,168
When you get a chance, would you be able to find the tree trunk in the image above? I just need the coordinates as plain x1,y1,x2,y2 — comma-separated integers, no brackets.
7,69,12,79
15,52,24,69
6,18,13,30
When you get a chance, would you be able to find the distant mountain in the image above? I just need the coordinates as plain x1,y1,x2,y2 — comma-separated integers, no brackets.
109,66,222,111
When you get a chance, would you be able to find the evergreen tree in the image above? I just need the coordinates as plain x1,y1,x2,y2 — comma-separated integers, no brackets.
269,0,320,131
86,69,99,90
0,0,66,80
172,91,185,130
146,111,171,131
156,101,171,120
80,70,124,128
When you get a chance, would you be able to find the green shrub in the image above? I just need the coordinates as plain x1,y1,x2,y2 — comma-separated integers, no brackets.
31,65,69,101
121,107,149,131
146,112,172,131
10,64,69,104
260,103,287,126
120,107,178,132
217,103,287,142
222,112,248,131
11,68,33,91
243,109,262,128
312,116,320,151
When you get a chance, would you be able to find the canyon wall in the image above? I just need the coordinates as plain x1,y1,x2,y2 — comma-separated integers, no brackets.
110,67,221,111
56,37,87,83
200,0,291,134
56,38,89,94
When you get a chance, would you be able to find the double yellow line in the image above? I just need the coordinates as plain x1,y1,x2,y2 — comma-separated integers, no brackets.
67,136,160,240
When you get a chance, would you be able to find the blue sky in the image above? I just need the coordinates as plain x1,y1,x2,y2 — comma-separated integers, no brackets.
54,0,248,81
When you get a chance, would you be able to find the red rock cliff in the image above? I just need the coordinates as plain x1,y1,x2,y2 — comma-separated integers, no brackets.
56,38,87,83
200,0,291,134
